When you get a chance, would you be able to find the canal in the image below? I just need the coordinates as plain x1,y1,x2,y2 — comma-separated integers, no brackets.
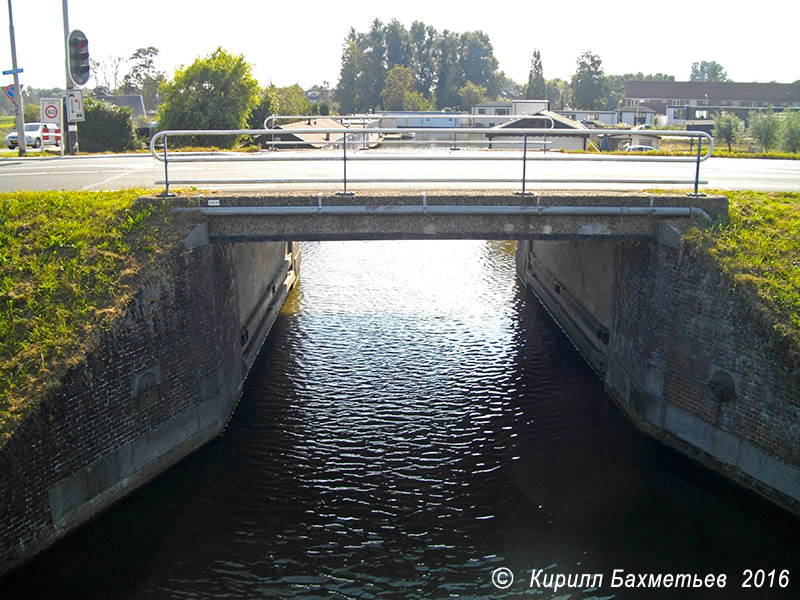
2,240,798,599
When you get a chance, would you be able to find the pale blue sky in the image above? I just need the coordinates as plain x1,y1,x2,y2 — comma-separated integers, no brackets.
1,0,796,91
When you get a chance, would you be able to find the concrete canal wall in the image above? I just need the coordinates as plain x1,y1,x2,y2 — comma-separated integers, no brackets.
0,226,299,577
516,237,800,515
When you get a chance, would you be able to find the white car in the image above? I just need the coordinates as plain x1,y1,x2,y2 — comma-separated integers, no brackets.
6,122,61,149
625,144,656,152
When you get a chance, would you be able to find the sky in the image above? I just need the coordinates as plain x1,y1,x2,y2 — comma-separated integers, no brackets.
0,0,797,93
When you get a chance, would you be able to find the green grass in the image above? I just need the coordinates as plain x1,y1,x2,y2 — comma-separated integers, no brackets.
1,188,798,446
0,190,192,445
685,190,800,363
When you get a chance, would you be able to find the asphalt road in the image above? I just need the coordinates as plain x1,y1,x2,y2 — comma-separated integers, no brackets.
0,150,798,194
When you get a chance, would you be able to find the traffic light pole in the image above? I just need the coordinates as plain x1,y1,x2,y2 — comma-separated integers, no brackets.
62,0,77,154
7,0,26,156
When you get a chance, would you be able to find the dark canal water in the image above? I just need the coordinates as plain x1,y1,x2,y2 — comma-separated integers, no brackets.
2,240,799,599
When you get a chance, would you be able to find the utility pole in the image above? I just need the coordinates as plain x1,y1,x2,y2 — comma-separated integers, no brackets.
7,0,26,156
62,0,76,154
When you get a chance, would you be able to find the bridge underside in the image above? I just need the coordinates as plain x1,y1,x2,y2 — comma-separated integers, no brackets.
158,191,728,242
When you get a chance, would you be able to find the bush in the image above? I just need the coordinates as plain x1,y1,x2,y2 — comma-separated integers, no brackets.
80,97,140,152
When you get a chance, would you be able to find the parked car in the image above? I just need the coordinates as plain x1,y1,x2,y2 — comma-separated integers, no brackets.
6,122,61,149
625,144,656,152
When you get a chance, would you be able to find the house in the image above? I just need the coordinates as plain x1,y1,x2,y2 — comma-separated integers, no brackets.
264,117,346,149
378,111,468,129
624,80,800,125
93,91,147,121
484,110,588,151
556,109,619,126
617,104,656,127
305,88,333,105
264,116,380,150
471,100,549,127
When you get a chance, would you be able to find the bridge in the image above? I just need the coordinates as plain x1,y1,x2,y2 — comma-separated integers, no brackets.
142,126,800,519
149,125,726,242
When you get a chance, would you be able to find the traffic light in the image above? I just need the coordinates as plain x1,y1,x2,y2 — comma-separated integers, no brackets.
68,30,90,86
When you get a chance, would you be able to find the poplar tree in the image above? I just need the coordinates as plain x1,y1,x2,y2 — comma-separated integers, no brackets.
525,50,546,99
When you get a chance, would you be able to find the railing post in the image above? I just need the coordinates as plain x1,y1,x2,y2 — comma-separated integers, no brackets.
516,132,528,196
159,134,174,198
691,134,705,197
337,131,354,196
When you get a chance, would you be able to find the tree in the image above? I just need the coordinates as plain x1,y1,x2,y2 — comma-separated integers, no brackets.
571,51,606,110
458,81,487,111
334,35,364,114
91,55,125,92
335,20,504,113
458,31,501,99
23,103,39,122
690,61,729,82
715,111,744,151
381,65,432,111
409,21,438,100
782,110,800,153
748,109,781,151
525,50,546,99
120,47,166,112
546,78,571,110
157,47,259,148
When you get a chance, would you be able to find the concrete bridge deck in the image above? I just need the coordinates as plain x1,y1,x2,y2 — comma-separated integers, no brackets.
158,190,728,243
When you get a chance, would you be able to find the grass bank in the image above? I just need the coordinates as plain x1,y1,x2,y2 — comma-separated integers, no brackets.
1,189,798,445
0,190,193,445
684,190,800,364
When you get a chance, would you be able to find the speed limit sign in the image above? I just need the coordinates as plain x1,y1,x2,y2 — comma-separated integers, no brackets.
40,98,62,124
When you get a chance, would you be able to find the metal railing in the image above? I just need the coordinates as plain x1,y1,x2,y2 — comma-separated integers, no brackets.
149,126,714,197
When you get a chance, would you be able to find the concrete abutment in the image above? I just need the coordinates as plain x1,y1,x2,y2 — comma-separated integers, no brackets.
0,226,300,577
516,236,800,515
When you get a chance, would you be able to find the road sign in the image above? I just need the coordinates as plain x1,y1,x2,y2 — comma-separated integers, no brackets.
2,67,23,76
4,84,21,100
41,97,62,122
66,89,84,122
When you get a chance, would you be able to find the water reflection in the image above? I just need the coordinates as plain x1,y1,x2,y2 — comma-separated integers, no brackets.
2,240,798,599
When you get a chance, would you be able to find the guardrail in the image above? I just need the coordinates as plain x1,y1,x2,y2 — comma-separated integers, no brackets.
149,126,714,197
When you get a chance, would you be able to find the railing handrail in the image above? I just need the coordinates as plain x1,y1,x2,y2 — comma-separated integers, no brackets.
262,113,557,130
150,128,713,161
149,127,714,197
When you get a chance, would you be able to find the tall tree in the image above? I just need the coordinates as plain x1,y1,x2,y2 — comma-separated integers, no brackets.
433,30,464,109
571,51,606,110
384,19,410,71
525,50,546,99
120,47,165,112
334,32,366,113
690,61,729,82
90,55,125,93
458,31,501,99
409,21,438,99
335,20,504,113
